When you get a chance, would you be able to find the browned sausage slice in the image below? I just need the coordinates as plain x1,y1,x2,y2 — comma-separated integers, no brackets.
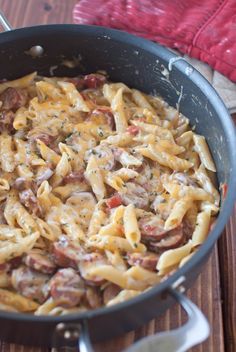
85,287,102,309
24,251,56,274
84,73,106,88
127,252,159,271
29,133,56,147
0,203,7,225
63,170,85,184
0,88,28,111
149,225,185,251
119,182,149,209
50,268,85,308
19,189,41,216
52,236,85,269
0,110,15,133
139,215,168,241
11,266,50,303
103,284,121,305
13,177,32,191
78,253,108,285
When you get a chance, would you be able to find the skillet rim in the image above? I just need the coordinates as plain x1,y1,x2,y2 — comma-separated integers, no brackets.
0,24,235,324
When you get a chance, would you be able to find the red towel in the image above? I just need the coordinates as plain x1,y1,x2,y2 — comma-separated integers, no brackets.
73,0,236,82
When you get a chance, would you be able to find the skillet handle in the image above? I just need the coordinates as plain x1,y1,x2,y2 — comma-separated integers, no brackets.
125,288,210,352
54,288,209,352
0,11,12,31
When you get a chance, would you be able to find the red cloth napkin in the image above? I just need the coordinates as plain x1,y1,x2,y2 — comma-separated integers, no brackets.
73,0,236,82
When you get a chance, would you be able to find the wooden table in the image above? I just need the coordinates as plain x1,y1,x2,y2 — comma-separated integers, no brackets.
0,1,235,351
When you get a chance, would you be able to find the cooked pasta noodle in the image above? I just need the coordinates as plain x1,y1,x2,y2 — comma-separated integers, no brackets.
0,72,219,314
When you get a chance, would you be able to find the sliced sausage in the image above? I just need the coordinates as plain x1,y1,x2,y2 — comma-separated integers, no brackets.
24,251,56,274
52,236,85,269
11,266,50,303
149,225,185,251
7,256,23,270
0,88,28,111
50,268,85,308
84,73,106,88
78,253,108,285
12,177,32,191
0,110,15,133
85,287,102,309
182,219,194,240
19,189,41,216
119,182,149,209
0,203,7,225
29,133,57,147
103,284,121,305
127,252,159,271
13,177,38,194
0,256,22,272
139,215,168,242
65,76,85,90
63,170,85,184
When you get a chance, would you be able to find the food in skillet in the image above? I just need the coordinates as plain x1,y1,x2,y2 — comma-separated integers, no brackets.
0,72,220,314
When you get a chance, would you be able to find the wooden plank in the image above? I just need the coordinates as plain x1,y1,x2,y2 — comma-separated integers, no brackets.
218,204,236,352
0,0,77,28
218,115,236,352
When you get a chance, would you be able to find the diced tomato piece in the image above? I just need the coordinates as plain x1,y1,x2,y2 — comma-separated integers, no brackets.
106,194,122,209
84,74,106,89
126,125,140,135
221,183,228,199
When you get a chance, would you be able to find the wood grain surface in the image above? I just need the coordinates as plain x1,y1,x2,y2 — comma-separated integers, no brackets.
0,1,235,351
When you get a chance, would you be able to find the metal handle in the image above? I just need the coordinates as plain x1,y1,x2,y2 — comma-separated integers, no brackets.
53,288,209,351
125,288,210,352
79,321,94,352
0,11,12,31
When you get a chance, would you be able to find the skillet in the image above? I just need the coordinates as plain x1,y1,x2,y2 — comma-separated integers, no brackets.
0,12,235,351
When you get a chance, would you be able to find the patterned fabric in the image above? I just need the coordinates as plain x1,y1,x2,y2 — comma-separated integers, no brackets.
73,0,236,82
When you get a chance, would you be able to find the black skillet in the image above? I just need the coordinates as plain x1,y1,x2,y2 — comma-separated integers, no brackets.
0,12,235,352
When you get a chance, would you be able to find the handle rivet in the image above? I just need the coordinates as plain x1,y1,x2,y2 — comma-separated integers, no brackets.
28,45,44,57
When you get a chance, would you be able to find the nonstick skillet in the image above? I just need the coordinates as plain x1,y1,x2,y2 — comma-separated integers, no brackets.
0,12,235,352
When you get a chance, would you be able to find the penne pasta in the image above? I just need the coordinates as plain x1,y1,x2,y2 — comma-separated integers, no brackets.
111,87,128,133
164,198,192,230
0,72,219,315
85,155,106,201
192,210,211,247
123,204,141,248
193,134,216,172
157,241,192,272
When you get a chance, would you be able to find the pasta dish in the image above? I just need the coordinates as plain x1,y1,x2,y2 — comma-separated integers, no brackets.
0,72,220,314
